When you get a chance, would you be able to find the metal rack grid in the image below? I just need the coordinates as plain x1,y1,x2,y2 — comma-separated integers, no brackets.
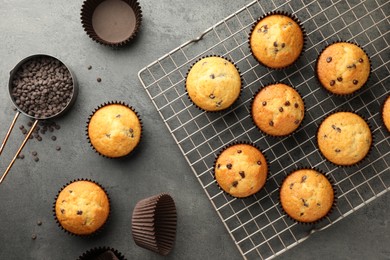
138,0,390,259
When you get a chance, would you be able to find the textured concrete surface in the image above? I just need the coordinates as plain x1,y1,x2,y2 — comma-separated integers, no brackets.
0,0,388,259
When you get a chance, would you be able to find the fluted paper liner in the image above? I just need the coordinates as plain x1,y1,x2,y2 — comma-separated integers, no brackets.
132,193,177,256
77,246,126,260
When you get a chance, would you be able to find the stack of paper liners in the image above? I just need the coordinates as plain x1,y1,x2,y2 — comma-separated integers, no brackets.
131,193,177,256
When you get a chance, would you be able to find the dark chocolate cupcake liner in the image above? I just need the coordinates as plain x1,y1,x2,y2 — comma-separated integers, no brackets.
248,10,307,70
315,110,374,167
381,94,390,133
86,101,143,159
250,81,306,138
77,246,126,260
185,55,244,113
213,141,270,199
278,167,337,225
81,0,142,48
315,40,372,97
53,178,111,237
132,193,177,256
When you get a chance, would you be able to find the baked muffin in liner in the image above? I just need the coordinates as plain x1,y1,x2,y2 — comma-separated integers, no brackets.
248,10,307,70
316,110,373,167
77,246,126,260
279,167,337,224
250,82,306,138
81,0,142,47
315,40,372,96
53,178,111,237
185,55,243,113
213,141,269,199
381,94,390,133
86,101,142,159
132,193,177,256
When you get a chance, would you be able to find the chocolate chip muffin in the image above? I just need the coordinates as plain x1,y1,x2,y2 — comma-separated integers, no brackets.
215,143,268,198
316,42,370,95
382,95,390,132
250,13,304,69
88,102,142,158
186,56,241,111
251,83,304,136
280,169,334,223
317,112,372,166
55,180,110,235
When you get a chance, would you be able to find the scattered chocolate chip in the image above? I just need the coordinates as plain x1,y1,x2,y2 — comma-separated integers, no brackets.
37,221,42,226
281,43,285,48
210,74,215,79
301,175,307,183
49,127,54,132
18,154,25,159
284,101,290,106
232,181,238,187
56,146,61,151
19,125,24,130
336,127,341,133
226,163,232,170
217,164,221,169
69,190,73,193
326,57,332,63
13,107,17,111
294,119,300,125
34,157,39,162
88,65,92,70
27,122,33,127
22,129,27,135
32,151,37,156
300,212,304,216
294,103,299,108
97,77,102,82
279,107,283,112
269,120,274,126
77,210,83,215
61,209,65,214
29,135,34,140
257,161,262,165
302,199,309,207
237,150,242,154
289,183,294,189
353,80,358,85
54,125,60,130
51,136,57,141
335,149,341,153
332,125,336,130
273,41,278,47
216,100,222,107
31,234,37,240
262,101,267,106
337,77,343,82
37,136,42,142
330,80,335,86
239,171,245,178
359,58,364,63
209,94,215,99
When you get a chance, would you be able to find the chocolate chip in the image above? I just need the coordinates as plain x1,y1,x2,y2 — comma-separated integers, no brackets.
115,114,121,118
257,161,262,165
32,151,37,156
77,210,83,215
337,77,343,82
69,190,72,193
302,199,309,207
27,121,33,127
269,121,274,126
210,74,215,79
300,212,304,216
335,149,341,153
22,129,27,135
37,136,42,141
97,77,102,82
281,43,285,48
60,209,65,214
209,94,215,99
226,163,232,169
54,125,60,130
262,101,267,106
37,221,42,226
232,181,238,187
284,101,290,106
19,125,24,130
301,175,307,183
259,25,268,33
317,203,321,206
273,41,278,47
239,171,245,178
347,64,356,69
237,150,242,154
294,103,299,108
18,154,25,159
330,80,335,86
279,107,283,112
359,58,364,63
56,146,61,151
217,164,221,169
326,57,332,63
105,134,111,138
216,100,222,108
289,183,294,189
324,134,327,138
31,234,37,240
294,119,300,125
34,157,39,162
336,127,341,133
88,65,92,70
49,127,54,132
353,80,358,85
51,136,57,141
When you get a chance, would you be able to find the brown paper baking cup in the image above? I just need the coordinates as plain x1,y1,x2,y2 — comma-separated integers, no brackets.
132,193,177,256
250,82,306,138
316,110,374,167
53,178,111,237
77,246,126,260
81,0,142,47
381,94,390,133
248,11,307,70
213,141,269,199
185,55,243,113
86,101,143,159
315,40,372,97
279,167,337,225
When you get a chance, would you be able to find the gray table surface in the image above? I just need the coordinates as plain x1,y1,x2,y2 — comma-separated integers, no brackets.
0,0,389,259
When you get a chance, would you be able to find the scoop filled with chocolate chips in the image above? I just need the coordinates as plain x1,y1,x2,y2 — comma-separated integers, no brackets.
0,54,78,184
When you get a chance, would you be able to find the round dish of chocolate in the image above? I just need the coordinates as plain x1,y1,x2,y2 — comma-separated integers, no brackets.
9,54,78,119
316,41,371,95
214,142,268,198
81,0,142,47
317,111,372,166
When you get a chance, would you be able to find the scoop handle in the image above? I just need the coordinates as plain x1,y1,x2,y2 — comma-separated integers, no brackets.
0,119,38,184
0,111,20,156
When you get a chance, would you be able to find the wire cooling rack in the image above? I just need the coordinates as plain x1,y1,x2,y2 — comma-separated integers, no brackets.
138,0,389,259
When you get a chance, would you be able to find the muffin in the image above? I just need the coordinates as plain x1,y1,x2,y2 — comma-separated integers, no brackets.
280,169,334,223
55,180,110,235
186,56,241,111
251,83,305,136
214,143,268,198
382,95,390,132
317,112,372,166
316,42,370,95
87,102,142,158
249,13,304,69
78,247,126,260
